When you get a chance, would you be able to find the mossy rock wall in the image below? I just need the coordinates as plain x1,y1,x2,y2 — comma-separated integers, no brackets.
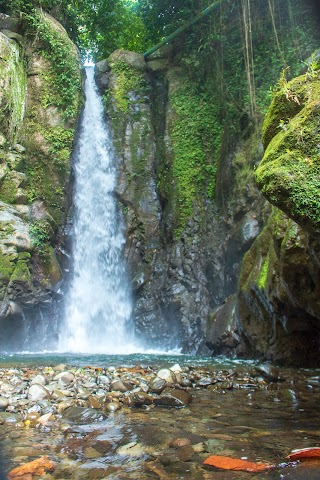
99,49,267,353
257,60,320,234
0,12,82,351
236,208,320,366
0,31,26,142
221,62,320,366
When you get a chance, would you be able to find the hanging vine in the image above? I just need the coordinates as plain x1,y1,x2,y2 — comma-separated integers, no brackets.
241,0,257,118
268,0,287,67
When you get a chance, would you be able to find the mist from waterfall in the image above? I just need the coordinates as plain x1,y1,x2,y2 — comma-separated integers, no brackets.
59,67,138,354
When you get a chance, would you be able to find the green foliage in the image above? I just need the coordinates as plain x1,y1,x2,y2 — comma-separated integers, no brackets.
29,220,52,249
257,254,269,289
166,78,222,236
25,10,81,122
110,61,145,112
256,69,320,233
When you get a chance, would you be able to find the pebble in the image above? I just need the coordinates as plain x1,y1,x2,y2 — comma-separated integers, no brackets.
0,396,9,410
28,384,49,402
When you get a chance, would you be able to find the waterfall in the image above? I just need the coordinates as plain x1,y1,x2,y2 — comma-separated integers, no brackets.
59,67,137,354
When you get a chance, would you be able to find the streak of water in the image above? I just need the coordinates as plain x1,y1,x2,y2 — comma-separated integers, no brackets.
59,67,137,353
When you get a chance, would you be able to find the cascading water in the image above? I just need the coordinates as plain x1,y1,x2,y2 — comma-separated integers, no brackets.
59,67,138,354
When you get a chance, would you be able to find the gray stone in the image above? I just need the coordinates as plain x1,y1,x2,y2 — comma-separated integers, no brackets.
54,371,75,385
0,397,9,410
149,377,166,394
108,49,146,71
62,406,107,424
1,30,24,47
110,379,129,393
0,14,20,33
154,389,192,408
95,59,109,73
28,384,49,402
97,375,110,386
130,392,154,407
157,369,176,384
13,144,26,154
30,375,46,386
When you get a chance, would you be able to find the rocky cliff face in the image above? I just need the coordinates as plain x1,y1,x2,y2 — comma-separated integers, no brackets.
96,49,267,353
0,11,82,350
97,42,320,362
235,55,320,366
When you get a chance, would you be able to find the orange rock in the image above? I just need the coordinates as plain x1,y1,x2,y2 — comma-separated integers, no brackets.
203,454,273,472
287,447,320,461
8,456,56,479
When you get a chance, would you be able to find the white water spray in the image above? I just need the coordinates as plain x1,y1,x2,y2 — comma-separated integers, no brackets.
59,67,137,353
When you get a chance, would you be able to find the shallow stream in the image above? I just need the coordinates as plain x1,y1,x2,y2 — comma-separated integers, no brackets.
0,354,319,479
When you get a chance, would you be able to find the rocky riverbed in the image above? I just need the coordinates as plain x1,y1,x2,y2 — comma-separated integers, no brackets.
0,361,319,479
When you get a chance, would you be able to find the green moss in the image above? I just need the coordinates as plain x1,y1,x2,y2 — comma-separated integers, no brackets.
109,61,146,113
29,220,52,251
257,254,269,290
0,175,18,204
0,254,15,285
256,70,320,233
10,253,32,286
25,11,82,122
38,245,62,285
0,34,27,142
0,221,14,238
167,78,222,237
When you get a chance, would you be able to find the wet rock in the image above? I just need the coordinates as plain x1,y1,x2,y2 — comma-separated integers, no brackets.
28,384,49,402
76,385,90,399
97,375,110,386
157,369,176,384
149,377,167,394
130,392,154,407
62,406,107,424
91,440,112,455
204,438,225,453
0,396,9,410
54,371,75,385
176,445,194,462
31,374,46,386
110,379,129,392
192,442,205,453
88,396,103,409
105,401,121,412
83,446,101,459
154,389,192,408
117,441,146,457
170,437,191,448
255,365,282,382
198,376,216,387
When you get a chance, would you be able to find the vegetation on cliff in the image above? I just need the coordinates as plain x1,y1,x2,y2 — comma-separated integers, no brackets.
256,56,320,234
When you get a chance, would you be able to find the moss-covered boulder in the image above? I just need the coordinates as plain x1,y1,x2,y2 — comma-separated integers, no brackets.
0,11,82,350
237,208,320,366
257,57,320,234
0,31,26,143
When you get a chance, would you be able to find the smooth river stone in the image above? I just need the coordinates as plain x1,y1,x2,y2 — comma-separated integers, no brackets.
62,406,107,424
31,375,46,386
28,384,49,402
157,369,176,384
154,389,192,408
54,371,75,385
0,397,9,410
